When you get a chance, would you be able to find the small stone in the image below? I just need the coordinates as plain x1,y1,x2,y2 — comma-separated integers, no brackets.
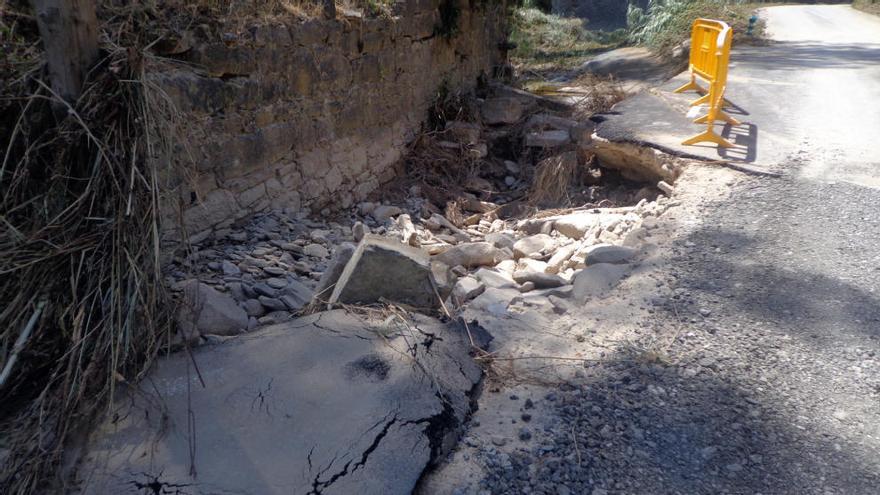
525,130,570,148
491,436,508,447
453,276,486,303
258,296,287,312
513,270,567,289
518,428,532,441
482,97,523,125
371,205,402,223
504,176,516,186
352,221,367,242
699,308,712,317
221,260,241,276
521,413,532,422
263,266,285,276
509,394,519,400
584,244,637,265
244,297,267,317
266,277,287,289
304,243,330,258
253,283,277,298
524,398,534,409
518,281,536,293
434,242,506,269
512,234,556,259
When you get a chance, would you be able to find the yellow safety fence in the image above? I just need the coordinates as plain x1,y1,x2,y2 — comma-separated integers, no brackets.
674,18,740,148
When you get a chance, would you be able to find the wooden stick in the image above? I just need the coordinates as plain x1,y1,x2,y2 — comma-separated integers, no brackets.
0,300,47,390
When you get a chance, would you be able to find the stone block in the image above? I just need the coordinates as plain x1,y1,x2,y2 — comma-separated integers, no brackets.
329,236,439,309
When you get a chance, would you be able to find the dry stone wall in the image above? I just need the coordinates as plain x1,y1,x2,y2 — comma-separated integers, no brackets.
154,1,507,245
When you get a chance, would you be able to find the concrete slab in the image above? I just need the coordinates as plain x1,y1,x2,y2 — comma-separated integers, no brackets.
75,310,487,495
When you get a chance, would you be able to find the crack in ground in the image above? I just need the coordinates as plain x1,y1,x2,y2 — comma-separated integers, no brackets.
307,413,399,494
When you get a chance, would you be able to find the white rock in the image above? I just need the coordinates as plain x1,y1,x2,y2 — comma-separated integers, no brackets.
517,258,548,273
546,243,578,274
473,268,517,289
434,242,507,269
513,234,556,259
453,276,486,303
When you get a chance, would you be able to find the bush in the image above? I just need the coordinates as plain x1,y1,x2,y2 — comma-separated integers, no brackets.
627,0,767,51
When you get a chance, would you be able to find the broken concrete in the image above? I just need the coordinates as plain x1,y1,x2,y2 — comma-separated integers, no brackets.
76,310,488,495
329,236,437,309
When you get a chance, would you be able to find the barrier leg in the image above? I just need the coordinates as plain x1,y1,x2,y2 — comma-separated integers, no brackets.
694,109,741,126
690,93,711,106
682,128,735,148
673,74,707,95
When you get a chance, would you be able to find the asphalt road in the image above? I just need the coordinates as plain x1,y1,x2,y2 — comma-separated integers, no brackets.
595,5,880,183
435,6,880,494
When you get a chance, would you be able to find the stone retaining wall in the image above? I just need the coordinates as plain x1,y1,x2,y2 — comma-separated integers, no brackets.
155,1,507,244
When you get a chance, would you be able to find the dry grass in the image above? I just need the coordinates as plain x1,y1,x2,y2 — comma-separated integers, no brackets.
0,3,184,493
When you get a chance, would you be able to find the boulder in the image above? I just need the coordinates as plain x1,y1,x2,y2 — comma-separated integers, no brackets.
513,234,556,259
585,244,637,265
434,242,506,269
481,97,523,125
177,280,248,338
329,236,438,309
571,264,628,303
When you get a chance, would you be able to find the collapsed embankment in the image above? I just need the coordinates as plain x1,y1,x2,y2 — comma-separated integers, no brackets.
154,1,508,246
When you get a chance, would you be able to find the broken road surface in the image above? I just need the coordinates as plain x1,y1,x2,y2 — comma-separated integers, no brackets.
76,310,487,494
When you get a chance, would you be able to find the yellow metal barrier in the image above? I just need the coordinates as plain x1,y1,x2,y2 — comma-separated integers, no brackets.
674,18,739,148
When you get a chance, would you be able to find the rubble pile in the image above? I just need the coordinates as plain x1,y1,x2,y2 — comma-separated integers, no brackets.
166,86,674,344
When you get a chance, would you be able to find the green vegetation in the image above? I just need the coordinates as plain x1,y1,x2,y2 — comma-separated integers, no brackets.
627,0,771,51
510,3,627,73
